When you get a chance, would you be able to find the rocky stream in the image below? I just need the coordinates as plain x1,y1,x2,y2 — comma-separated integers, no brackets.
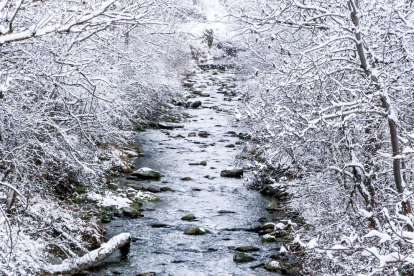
88,64,300,276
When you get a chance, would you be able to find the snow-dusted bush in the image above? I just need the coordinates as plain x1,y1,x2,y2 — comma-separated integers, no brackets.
0,0,196,274
225,0,414,274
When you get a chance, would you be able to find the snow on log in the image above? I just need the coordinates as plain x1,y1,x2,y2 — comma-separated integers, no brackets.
44,233,131,275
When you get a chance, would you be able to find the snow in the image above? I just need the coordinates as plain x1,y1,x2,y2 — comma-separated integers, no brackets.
88,191,133,208
47,233,131,274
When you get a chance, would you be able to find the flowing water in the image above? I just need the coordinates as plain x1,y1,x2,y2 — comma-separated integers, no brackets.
90,66,282,276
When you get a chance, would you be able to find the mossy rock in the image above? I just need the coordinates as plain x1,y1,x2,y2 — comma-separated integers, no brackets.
184,227,206,235
261,234,277,243
181,214,196,221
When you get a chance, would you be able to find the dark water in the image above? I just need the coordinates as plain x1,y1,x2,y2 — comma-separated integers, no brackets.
90,68,281,276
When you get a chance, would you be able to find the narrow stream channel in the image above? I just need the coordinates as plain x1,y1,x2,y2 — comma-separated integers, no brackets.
90,65,282,276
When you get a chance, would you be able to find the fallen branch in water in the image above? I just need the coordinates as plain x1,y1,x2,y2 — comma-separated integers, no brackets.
43,232,131,275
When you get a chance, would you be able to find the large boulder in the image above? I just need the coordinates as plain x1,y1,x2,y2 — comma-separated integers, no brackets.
131,167,163,180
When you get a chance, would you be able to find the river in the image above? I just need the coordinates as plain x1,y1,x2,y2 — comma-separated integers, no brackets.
89,65,284,276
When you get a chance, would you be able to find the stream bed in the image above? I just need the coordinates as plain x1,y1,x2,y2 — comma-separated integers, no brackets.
90,66,284,276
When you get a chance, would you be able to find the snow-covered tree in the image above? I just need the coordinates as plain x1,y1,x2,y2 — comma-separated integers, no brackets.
224,0,414,274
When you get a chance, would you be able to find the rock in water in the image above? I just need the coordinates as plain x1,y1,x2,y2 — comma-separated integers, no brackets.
158,122,184,130
146,186,161,193
265,261,281,271
181,214,196,221
122,207,139,218
190,101,202,108
233,252,256,263
220,168,243,178
184,227,206,235
236,246,260,252
131,167,163,180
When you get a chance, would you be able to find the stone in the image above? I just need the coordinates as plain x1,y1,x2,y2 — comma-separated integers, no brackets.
181,177,192,181
158,122,184,129
233,252,256,263
200,92,210,97
261,234,277,243
189,162,200,165
181,214,196,221
122,207,139,218
131,167,163,180
200,161,207,166
260,186,277,196
225,144,235,148
77,270,90,275
190,101,202,108
198,131,210,137
146,186,161,193
151,223,169,228
218,210,236,214
235,246,260,252
160,186,173,192
265,261,281,271
101,214,112,223
126,183,143,190
184,227,206,235
188,132,197,137
107,183,118,190
112,271,122,275
220,168,243,178
265,202,279,211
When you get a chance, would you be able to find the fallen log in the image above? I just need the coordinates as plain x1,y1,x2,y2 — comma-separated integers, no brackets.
43,232,131,275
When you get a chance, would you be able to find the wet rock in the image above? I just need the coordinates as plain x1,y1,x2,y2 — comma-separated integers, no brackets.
236,246,260,252
190,101,202,108
265,202,279,211
184,227,206,235
189,162,200,165
258,217,269,223
218,210,236,214
225,144,235,148
146,186,161,193
136,273,155,276
101,214,112,223
122,207,139,218
126,183,143,190
151,223,170,228
188,132,197,137
160,186,173,192
265,261,281,271
131,167,163,180
250,263,266,269
113,271,122,275
158,122,184,129
146,208,156,211
107,183,118,190
233,252,256,263
200,161,207,166
200,92,210,97
261,234,277,243
181,177,192,181
77,270,90,275
260,186,277,196
181,214,196,221
198,131,210,137
220,168,243,178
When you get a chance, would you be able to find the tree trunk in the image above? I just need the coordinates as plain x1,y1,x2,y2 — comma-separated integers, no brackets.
348,0,411,215
43,233,131,275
